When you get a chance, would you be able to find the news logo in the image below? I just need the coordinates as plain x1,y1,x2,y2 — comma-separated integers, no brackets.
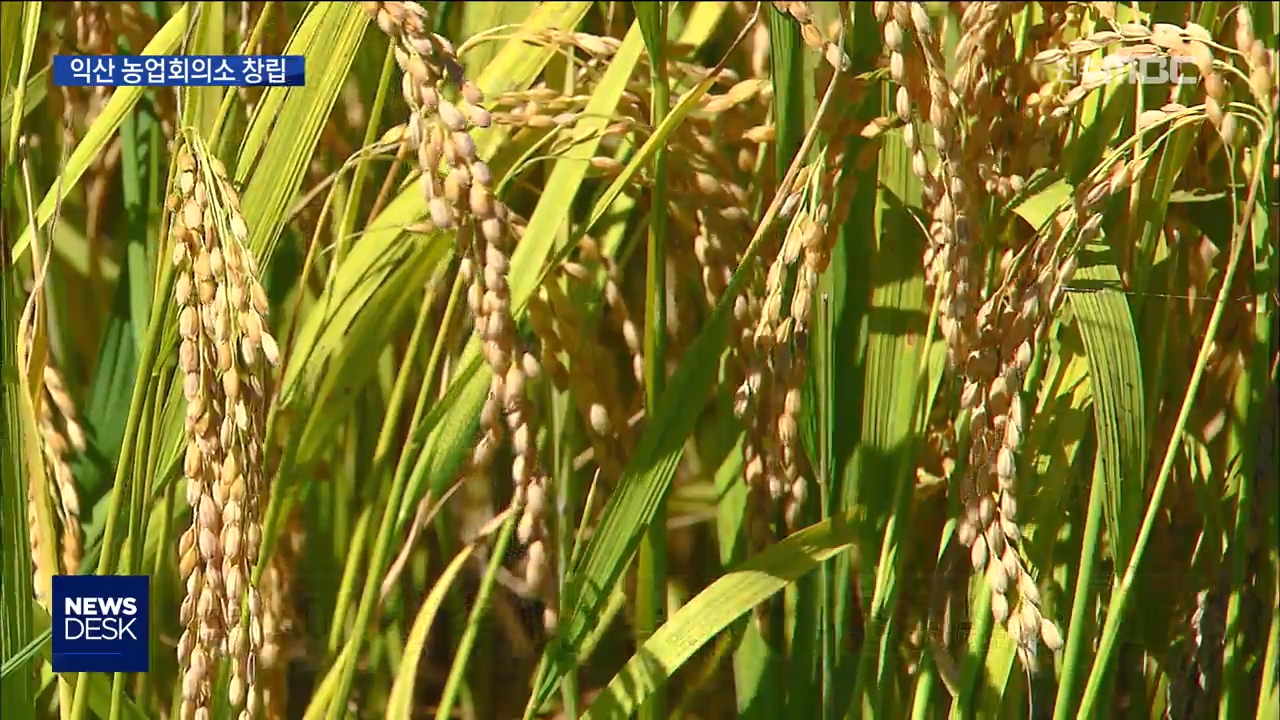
52,575,150,673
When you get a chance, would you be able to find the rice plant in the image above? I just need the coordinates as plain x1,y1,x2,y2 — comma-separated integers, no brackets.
1,2,1276,719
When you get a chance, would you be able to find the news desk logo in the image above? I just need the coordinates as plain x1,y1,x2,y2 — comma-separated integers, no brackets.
52,575,150,673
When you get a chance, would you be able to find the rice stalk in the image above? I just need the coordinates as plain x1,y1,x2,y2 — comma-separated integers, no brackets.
170,135,278,720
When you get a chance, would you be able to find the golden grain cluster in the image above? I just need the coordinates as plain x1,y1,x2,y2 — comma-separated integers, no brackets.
169,141,277,720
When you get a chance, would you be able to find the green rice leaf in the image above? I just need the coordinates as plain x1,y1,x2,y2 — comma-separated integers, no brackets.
12,3,191,263
1066,245,1146,573
583,511,861,718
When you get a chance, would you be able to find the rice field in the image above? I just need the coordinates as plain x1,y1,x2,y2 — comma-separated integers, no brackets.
0,2,1277,719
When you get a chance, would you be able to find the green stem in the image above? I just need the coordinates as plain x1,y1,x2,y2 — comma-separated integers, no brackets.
637,4,670,720
1051,450,1107,719
1220,337,1264,718
818,293,834,720
69,254,173,720
107,378,160,720
339,42,398,265
140,480,177,709
433,508,520,720
322,438,416,717
1259,358,1280,720
1259,567,1280,720
554,384,579,717
0,168,36,720
1221,125,1276,719
325,508,373,654
325,267,466,718
207,4,274,146
949,585,993,720
909,648,938,720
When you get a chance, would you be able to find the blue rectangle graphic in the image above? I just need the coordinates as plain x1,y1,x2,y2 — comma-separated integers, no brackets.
52,575,150,673
52,55,305,87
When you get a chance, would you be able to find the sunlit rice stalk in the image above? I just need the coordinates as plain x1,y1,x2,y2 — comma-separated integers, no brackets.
1,152,37,720
1077,122,1273,718
107,381,153,720
1050,428,1106,720
1219,58,1275,713
634,3,670,720
69,181,177,720
433,508,518,720
335,42,398,264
